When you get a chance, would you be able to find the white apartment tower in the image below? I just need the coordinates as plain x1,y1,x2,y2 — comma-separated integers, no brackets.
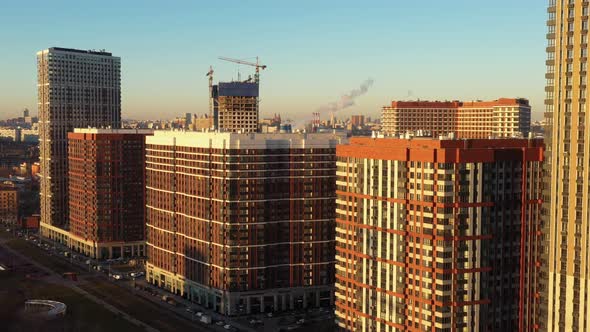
37,47,121,241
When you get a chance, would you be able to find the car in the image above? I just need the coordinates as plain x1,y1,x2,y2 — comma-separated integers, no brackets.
223,324,232,330
196,312,203,317
216,321,225,326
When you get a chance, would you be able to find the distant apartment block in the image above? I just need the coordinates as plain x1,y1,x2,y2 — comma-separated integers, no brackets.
334,137,543,331
37,47,121,242
381,98,531,138
350,115,365,127
145,131,346,315
0,181,18,226
67,129,152,259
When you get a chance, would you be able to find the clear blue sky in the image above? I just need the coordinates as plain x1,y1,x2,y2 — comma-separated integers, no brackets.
0,0,546,121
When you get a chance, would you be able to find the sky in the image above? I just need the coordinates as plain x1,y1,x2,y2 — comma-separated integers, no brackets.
0,0,546,121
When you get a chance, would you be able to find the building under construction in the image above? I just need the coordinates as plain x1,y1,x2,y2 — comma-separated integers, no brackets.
212,82,259,133
208,57,266,133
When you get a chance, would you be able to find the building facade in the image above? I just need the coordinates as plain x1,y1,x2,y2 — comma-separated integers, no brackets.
67,129,152,259
381,98,531,139
0,181,18,226
334,137,543,331
541,1,590,331
145,131,346,315
37,47,121,242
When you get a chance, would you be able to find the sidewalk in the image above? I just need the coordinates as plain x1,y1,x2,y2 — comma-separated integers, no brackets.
133,278,257,332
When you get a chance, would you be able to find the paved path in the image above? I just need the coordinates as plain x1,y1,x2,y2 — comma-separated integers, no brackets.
0,237,159,332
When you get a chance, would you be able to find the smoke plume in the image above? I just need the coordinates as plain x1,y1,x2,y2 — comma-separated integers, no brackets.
317,78,374,113
294,78,374,129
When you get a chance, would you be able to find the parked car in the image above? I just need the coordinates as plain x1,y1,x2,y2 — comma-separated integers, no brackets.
200,315,212,324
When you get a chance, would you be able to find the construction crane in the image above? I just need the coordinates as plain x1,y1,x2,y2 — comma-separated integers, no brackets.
218,56,267,84
206,66,214,129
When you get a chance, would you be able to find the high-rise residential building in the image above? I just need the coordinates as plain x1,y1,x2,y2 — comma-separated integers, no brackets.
0,181,18,226
212,82,259,133
67,129,152,259
334,137,544,331
37,47,121,242
350,115,365,127
145,131,346,315
381,98,531,139
541,1,590,331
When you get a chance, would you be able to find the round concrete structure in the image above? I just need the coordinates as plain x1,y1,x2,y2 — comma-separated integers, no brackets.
24,300,67,319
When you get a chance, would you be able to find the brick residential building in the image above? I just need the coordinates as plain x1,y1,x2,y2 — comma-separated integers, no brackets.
334,137,543,331
145,131,346,315
0,181,18,226
68,128,152,259
381,98,531,139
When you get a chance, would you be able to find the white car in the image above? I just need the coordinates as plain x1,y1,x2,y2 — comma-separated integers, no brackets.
224,324,232,330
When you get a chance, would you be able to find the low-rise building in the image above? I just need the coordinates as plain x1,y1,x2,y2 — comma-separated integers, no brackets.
0,181,18,226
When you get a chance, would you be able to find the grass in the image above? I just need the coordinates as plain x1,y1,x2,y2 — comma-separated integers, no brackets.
80,277,203,332
0,271,145,332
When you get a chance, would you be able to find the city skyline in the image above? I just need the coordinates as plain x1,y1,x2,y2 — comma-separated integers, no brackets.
0,0,544,121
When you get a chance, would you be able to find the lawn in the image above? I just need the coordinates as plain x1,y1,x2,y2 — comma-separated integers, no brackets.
0,271,145,332
80,277,202,332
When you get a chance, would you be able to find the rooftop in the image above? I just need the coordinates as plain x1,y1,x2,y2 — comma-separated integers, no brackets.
387,98,530,109
41,47,113,57
72,128,154,135
147,130,347,149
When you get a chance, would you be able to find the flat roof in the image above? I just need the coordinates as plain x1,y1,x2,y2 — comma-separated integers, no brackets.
387,98,530,109
73,128,154,134
37,47,114,57
147,130,347,149
347,137,544,149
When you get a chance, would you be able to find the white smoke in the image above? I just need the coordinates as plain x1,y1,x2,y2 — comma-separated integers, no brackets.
294,78,374,129
317,78,374,113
